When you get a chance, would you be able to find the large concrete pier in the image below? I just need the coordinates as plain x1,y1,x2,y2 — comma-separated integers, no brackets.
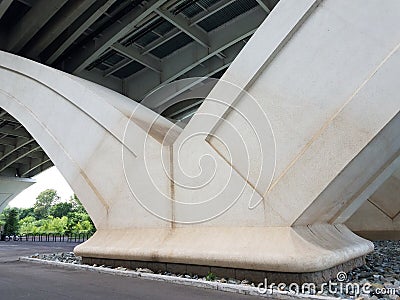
0,0,399,282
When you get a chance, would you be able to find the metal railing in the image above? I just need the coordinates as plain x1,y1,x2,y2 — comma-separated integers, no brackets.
1,233,94,242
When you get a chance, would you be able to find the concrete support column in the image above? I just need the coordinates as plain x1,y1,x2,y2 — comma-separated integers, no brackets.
0,0,399,282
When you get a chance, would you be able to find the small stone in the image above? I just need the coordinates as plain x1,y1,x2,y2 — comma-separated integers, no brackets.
184,275,191,279
227,278,240,284
136,268,153,274
92,264,97,267
241,279,250,285
220,278,227,283
371,282,384,289
373,274,382,280
359,271,373,278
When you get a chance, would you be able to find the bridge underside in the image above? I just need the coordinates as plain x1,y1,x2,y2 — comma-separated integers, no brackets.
0,0,399,283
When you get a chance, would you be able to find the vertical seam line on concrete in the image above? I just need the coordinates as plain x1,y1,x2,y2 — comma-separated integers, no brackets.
169,145,175,228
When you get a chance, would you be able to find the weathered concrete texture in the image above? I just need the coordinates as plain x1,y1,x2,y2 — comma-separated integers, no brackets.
0,0,399,279
0,176,35,212
82,255,365,285
346,168,400,240
75,225,371,275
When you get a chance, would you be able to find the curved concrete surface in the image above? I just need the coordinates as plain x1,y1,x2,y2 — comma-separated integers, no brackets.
0,0,399,276
347,167,400,240
0,176,35,212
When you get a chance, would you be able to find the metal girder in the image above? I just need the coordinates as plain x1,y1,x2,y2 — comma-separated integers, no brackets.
0,138,34,162
6,0,68,52
68,0,168,74
167,99,203,118
153,43,243,117
0,0,12,19
26,0,96,59
0,144,41,173
189,0,235,25
104,57,131,77
156,7,209,48
111,43,161,73
16,0,33,6
141,27,181,55
255,0,271,13
3,150,47,162
20,157,51,177
46,0,118,65
130,0,233,60
126,6,266,100
0,127,31,139
0,136,24,147
0,110,7,118
184,41,244,79
0,112,18,122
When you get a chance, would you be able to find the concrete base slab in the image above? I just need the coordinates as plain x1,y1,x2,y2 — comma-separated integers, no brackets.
74,224,373,281
82,255,366,284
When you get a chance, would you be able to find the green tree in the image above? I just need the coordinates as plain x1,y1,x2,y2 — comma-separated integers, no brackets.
19,207,34,219
49,202,73,218
33,189,59,219
18,216,39,234
70,194,86,213
3,208,19,235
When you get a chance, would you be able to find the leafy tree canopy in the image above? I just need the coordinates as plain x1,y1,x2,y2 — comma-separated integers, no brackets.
2,208,19,235
33,189,59,219
1,190,95,236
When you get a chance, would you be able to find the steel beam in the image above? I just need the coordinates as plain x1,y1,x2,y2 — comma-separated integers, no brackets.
7,0,68,52
126,7,266,100
156,7,209,48
111,44,161,73
21,158,51,177
0,127,31,139
46,0,118,65
255,0,271,13
189,0,235,25
104,57,131,77
0,144,41,173
137,0,234,58
0,138,34,162
67,0,168,74
26,0,96,59
141,27,181,55
0,0,12,19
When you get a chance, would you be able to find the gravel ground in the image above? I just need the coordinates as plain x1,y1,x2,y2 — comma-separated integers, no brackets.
29,240,400,299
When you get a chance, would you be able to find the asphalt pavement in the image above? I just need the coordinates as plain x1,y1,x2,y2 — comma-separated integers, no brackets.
0,241,266,300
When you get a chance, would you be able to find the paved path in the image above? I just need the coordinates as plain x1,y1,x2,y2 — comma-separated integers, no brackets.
0,242,267,300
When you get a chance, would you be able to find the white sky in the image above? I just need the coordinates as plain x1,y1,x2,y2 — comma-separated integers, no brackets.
8,166,74,208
